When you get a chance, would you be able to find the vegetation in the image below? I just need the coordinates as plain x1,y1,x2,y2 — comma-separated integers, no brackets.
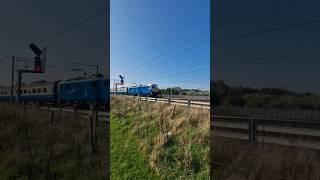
161,87,209,96
0,104,108,179
111,116,159,179
111,95,209,179
211,136,320,180
212,79,320,109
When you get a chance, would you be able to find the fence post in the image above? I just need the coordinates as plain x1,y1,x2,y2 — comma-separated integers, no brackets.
89,104,97,154
248,118,257,143
23,103,26,115
188,99,191,108
50,110,55,127
155,97,157,102
168,98,171,105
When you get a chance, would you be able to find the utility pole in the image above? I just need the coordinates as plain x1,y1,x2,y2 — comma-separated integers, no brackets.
10,56,14,103
96,64,99,77
17,70,22,103
95,64,99,108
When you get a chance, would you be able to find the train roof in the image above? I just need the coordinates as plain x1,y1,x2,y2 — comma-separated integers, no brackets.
59,77,108,85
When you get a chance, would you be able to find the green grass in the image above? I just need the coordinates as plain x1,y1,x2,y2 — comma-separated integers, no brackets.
111,115,160,179
111,96,209,179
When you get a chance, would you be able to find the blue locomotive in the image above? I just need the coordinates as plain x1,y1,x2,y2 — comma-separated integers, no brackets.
112,84,161,97
0,77,109,109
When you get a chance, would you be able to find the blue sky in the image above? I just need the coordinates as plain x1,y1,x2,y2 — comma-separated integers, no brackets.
111,0,210,90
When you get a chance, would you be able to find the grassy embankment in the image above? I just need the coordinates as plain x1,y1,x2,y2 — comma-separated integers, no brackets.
211,136,320,180
111,95,209,179
0,104,108,179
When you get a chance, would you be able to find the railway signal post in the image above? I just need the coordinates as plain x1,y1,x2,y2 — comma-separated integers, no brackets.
16,43,46,103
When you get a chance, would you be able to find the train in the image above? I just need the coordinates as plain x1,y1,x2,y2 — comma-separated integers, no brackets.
0,76,109,109
111,84,161,97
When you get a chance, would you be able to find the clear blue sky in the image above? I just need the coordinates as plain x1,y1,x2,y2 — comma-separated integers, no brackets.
111,0,210,90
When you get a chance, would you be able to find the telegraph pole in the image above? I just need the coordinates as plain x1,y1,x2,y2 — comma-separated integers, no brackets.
17,70,22,103
96,64,99,77
10,56,14,103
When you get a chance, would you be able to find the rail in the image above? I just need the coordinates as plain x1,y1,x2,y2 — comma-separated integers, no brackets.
117,95,210,109
211,115,320,150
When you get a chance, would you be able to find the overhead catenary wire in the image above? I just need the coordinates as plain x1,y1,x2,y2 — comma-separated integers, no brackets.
215,0,294,22
47,33,107,66
128,38,209,78
216,17,320,42
215,0,320,30
15,8,108,56
214,50,320,65
0,59,11,69
144,66,209,80
124,29,210,76
46,49,106,70
133,49,209,80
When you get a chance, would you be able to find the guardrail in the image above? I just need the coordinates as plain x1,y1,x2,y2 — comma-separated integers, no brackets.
118,95,210,109
211,115,320,150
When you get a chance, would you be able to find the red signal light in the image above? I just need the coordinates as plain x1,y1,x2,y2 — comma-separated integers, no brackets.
34,56,42,73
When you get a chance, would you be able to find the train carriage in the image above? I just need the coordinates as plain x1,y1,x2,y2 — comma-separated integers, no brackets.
19,81,57,102
0,87,11,101
0,81,57,102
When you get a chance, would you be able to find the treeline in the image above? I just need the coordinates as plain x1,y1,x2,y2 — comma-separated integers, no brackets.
161,87,209,96
212,79,320,109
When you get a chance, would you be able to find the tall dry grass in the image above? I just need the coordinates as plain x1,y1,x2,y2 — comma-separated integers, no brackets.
111,95,209,178
211,135,320,180
0,103,108,179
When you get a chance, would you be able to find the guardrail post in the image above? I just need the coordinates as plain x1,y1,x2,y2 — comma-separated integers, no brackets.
168,98,171,105
146,96,148,102
155,97,157,102
248,118,257,143
188,99,191,108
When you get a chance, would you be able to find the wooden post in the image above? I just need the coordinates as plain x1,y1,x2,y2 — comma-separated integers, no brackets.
50,110,55,127
248,118,257,143
170,105,176,118
188,99,191,108
168,98,171,105
89,104,97,154
23,103,26,115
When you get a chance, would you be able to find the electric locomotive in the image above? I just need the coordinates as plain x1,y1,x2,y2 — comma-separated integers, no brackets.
113,83,161,97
